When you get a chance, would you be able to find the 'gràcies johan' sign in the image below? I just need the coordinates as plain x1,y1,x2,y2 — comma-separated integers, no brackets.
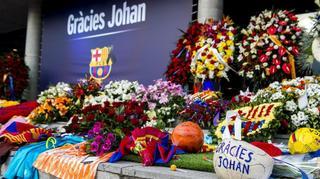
67,2,146,35
40,0,193,90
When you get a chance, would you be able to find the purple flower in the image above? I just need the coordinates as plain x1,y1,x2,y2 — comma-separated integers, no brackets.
102,141,111,152
148,102,156,110
159,94,169,104
87,129,94,139
94,135,104,143
90,141,99,152
107,133,115,142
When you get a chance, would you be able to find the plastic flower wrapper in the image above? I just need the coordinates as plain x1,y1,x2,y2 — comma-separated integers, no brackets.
138,79,187,128
37,82,72,104
237,10,302,91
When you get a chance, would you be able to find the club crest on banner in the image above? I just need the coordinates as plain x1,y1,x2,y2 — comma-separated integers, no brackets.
89,47,112,80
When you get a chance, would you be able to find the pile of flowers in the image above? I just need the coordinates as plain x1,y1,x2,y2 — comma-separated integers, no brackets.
139,79,187,128
179,91,226,128
66,100,148,136
251,76,320,131
0,51,29,100
86,122,118,156
28,96,73,124
190,17,237,82
37,82,72,104
237,10,302,90
165,22,205,89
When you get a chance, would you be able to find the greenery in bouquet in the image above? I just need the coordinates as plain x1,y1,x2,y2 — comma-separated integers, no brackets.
86,122,119,156
0,51,29,100
179,91,227,128
165,22,205,90
237,10,302,91
190,17,237,83
138,79,187,129
296,12,320,76
66,100,149,137
251,76,320,131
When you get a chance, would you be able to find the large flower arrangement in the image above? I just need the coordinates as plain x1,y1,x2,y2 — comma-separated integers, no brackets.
0,51,29,100
237,10,302,91
165,22,205,89
66,100,148,136
251,76,320,131
190,17,236,83
139,79,186,128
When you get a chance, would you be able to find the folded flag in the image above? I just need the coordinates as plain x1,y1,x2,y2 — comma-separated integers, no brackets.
109,127,184,166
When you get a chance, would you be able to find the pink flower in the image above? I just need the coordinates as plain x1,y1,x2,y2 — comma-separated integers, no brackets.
148,102,156,110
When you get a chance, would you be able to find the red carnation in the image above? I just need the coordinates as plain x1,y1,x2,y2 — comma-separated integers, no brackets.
130,118,139,126
116,115,125,123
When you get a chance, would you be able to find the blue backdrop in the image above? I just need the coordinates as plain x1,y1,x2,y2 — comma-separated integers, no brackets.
40,0,193,90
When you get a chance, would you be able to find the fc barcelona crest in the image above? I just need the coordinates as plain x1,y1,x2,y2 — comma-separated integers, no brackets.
89,47,113,80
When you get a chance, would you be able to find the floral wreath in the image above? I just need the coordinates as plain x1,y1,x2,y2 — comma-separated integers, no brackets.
237,10,302,91
190,17,237,83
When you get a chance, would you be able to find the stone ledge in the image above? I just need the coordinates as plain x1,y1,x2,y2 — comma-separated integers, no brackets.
1,153,216,179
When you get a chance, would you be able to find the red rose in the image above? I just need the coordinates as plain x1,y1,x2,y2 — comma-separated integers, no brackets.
130,118,139,126
108,108,115,116
116,115,125,123
141,115,148,122
86,113,95,122
75,88,85,98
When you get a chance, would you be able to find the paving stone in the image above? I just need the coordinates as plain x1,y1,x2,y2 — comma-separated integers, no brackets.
98,161,141,174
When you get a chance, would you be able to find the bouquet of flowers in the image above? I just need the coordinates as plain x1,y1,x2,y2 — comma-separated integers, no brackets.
103,80,142,102
139,79,187,128
251,76,320,131
165,22,205,90
66,100,149,137
237,10,302,91
190,17,236,83
0,51,29,100
28,96,73,124
73,77,101,105
86,122,119,156
179,91,226,128
37,82,72,104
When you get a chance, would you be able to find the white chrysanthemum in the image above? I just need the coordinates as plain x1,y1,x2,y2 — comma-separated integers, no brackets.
285,100,297,112
270,91,285,101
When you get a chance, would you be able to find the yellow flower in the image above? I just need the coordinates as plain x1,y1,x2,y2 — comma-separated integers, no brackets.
226,40,234,47
225,49,233,57
218,46,224,53
217,33,222,40
217,71,223,77
223,55,230,63
207,64,215,71
227,31,234,38
219,42,227,48
218,64,225,71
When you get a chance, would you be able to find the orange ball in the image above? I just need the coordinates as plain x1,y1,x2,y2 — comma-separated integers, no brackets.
171,121,204,153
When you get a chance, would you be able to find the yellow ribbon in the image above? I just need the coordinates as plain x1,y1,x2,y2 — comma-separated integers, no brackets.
268,35,296,79
46,137,57,149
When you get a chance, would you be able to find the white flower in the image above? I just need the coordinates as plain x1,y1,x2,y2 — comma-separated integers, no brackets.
285,100,297,112
270,91,285,100
306,107,319,116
